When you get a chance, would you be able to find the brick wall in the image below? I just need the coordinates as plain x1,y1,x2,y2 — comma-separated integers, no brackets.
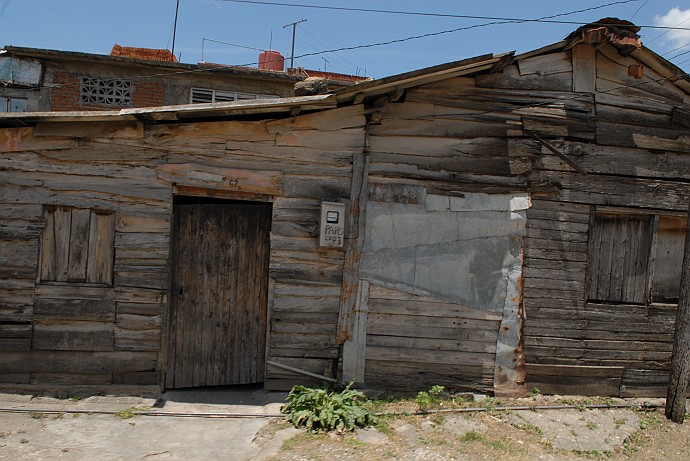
50,70,165,111
133,81,165,108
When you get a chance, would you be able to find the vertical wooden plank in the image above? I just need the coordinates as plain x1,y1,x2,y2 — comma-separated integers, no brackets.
40,207,56,281
234,205,249,384
53,207,72,282
610,216,627,302
86,212,114,284
586,209,601,301
67,208,91,282
596,216,614,301
337,152,370,343
343,280,369,383
572,44,596,93
256,205,271,383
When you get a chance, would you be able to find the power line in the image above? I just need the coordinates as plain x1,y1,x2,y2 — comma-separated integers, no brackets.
217,0,690,31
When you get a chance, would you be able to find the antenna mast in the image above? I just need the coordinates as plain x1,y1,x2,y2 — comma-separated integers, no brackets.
283,18,306,69
171,0,181,58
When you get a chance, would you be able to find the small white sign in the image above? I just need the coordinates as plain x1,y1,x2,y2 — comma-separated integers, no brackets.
319,202,346,248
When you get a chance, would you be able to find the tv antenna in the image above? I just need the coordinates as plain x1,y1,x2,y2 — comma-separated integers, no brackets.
283,18,306,69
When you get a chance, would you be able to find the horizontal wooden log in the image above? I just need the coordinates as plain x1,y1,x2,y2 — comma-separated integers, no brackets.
157,163,283,195
524,325,672,343
33,320,114,352
0,373,30,384
116,313,162,331
267,105,365,133
366,345,494,367
525,336,673,353
476,64,573,91
275,127,364,151
0,338,31,351
0,323,32,338
31,373,112,385
367,335,496,354
525,227,589,243
535,141,690,180
367,323,497,342
117,302,164,316
528,356,670,371
269,346,339,359
151,119,273,141
273,281,342,297
526,363,624,378
114,269,168,290
34,298,116,321
0,279,35,304
525,237,589,254
0,303,32,322
525,345,670,362
530,170,690,211
114,329,161,352
116,214,170,233
269,332,337,350
34,121,143,139
596,121,690,153
281,175,350,199
0,127,78,153
525,376,622,396
271,321,337,335
367,312,500,332
112,371,159,385
0,351,158,374
368,298,502,321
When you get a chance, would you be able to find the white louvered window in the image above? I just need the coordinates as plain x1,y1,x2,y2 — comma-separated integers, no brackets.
80,77,132,106
189,88,277,104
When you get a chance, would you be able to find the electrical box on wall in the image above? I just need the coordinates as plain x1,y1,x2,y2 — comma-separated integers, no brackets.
319,201,346,248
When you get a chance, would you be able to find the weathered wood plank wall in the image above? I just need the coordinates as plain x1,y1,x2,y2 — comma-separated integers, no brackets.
521,43,689,397
0,105,366,392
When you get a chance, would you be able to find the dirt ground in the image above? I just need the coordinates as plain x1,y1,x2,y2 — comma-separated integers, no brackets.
0,389,688,460
257,394,690,461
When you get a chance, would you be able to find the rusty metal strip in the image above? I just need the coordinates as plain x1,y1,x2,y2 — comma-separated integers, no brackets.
528,131,586,174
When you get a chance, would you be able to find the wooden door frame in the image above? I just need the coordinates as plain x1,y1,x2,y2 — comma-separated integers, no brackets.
159,192,274,390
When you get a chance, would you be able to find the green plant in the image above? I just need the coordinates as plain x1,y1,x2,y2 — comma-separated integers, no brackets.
586,421,598,430
527,387,541,397
415,385,445,408
281,382,376,433
572,449,611,459
114,407,138,419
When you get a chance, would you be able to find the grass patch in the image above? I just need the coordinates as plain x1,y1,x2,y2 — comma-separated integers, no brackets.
586,421,598,430
460,430,508,451
114,407,138,419
572,449,612,459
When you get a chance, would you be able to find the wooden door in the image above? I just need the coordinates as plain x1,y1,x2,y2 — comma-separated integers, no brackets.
166,199,271,388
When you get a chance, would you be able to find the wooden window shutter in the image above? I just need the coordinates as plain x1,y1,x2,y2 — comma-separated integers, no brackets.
587,213,653,304
40,206,115,284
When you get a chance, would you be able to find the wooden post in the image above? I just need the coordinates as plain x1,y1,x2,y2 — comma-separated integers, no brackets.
666,200,690,423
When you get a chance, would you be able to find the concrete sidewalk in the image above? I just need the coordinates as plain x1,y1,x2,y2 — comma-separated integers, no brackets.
0,386,293,460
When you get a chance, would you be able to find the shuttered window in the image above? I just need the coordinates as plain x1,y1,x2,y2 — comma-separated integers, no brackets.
40,206,115,284
587,211,687,304
189,87,278,103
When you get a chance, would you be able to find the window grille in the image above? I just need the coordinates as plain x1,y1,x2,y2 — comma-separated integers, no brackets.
189,87,277,104
80,77,132,106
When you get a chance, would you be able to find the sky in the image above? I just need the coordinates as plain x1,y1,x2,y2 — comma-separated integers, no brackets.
1,0,689,79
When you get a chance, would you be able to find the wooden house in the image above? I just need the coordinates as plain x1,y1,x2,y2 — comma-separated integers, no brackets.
0,20,688,397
